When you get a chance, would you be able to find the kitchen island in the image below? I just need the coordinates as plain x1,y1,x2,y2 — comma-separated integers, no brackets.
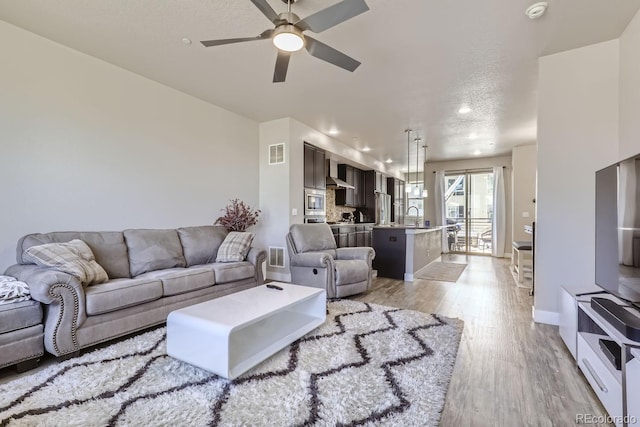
372,226,443,281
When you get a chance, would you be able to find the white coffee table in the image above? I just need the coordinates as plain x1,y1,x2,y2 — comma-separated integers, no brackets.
166,283,326,379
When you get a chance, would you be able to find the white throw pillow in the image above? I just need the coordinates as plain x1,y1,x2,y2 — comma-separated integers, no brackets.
215,232,254,263
25,239,109,285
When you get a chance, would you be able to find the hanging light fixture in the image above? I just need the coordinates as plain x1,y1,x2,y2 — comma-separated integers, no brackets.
413,137,421,196
405,130,412,193
422,144,429,198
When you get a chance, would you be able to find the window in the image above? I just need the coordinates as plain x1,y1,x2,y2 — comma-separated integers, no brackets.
447,178,464,196
407,182,424,217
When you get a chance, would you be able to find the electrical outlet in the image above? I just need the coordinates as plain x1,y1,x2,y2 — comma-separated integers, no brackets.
522,212,530,218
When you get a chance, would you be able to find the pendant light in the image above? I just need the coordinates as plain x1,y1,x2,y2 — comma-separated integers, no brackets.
422,144,429,198
405,130,412,193
413,137,421,196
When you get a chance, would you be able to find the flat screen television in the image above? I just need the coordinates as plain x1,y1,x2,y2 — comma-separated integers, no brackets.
595,154,640,307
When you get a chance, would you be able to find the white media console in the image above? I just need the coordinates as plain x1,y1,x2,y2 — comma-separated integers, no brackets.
560,285,640,427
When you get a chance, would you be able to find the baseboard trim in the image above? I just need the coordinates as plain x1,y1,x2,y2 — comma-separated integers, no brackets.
266,271,291,283
533,308,560,326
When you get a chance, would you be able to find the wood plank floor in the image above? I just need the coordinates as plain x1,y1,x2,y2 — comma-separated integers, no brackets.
352,254,613,427
0,255,612,426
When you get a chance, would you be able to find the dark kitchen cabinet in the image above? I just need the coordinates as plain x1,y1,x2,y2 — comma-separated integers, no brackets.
304,143,326,190
336,164,364,207
353,168,364,207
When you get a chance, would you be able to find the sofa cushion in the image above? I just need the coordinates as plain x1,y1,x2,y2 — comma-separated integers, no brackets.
18,232,131,279
136,267,214,296
177,226,228,267
124,229,186,277
85,278,163,315
334,259,369,286
24,240,109,285
204,262,255,284
0,300,42,334
216,232,254,263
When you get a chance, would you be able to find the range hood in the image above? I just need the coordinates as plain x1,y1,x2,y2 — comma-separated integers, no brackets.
325,159,355,189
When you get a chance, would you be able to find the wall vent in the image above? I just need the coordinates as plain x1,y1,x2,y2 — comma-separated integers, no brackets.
268,247,286,268
268,143,285,165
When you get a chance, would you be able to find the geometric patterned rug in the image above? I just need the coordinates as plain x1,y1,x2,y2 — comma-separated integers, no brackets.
0,300,463,426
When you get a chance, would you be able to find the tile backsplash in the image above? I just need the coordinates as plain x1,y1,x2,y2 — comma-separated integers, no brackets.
325,187,356,222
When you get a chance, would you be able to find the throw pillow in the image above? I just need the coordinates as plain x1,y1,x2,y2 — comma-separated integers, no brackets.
25,239,109,285
0,275,31,305
215,232,254,263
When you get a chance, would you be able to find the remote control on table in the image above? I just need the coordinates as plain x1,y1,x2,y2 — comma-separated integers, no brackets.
266,284,283,290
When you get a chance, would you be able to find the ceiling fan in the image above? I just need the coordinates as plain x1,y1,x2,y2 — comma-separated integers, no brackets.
200,0,369,83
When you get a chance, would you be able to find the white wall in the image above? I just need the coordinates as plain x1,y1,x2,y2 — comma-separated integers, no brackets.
619,10,640,159
536,40,619,325
255,118,292,281
511,144,537,242
0,21,259,270
423,156,513,255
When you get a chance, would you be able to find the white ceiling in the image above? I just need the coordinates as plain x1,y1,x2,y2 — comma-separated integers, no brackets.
1,0,639,172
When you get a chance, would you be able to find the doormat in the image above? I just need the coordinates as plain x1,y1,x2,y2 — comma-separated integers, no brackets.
416,262,468,282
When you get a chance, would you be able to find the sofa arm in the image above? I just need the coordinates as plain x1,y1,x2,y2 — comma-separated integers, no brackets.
246,247,267,284
5,264,86,356
336,247,375,264
289,252,334,269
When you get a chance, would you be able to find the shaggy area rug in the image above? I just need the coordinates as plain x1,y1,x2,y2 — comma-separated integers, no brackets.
416,262,468,283
0,300,463,427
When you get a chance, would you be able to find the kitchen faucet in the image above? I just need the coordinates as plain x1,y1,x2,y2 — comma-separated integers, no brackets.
405,206,420,226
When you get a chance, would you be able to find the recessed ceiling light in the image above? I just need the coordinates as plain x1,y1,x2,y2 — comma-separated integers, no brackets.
385,158,393,163
526,2,548,19
473,150,481,155
458,106,471,114
181,37,192,45
469,133,478,140
362,147,371,152
328,128,339,135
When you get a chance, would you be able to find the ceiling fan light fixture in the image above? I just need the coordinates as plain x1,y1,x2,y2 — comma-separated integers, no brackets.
273,25,304,52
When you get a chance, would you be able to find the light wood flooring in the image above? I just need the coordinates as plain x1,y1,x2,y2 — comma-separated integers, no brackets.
352,254,612,427
1,255,611,426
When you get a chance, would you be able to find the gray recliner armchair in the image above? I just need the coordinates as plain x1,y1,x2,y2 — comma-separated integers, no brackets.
286,224,375,298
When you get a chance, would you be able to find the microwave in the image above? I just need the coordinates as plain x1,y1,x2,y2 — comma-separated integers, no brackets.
304,188,326,216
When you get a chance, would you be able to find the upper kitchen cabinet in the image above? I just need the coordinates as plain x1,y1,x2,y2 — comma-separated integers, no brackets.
336,164,365,207
304,143,326,189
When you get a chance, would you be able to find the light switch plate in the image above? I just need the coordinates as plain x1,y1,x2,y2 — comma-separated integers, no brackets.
292,208,298,216
522,212,530,218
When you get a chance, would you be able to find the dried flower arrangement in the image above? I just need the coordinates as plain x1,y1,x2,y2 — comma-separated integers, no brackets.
215,199,261,232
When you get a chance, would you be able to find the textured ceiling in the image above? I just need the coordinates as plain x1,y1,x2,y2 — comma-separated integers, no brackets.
1,0,639,173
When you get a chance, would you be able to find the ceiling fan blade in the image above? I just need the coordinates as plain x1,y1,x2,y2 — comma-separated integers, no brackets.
273,50,291,83
305,36,360,72
296,0,369,33
250,0,280,24
201,29,273,47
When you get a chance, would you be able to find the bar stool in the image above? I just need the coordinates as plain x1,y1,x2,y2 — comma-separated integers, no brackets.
512,241,533,284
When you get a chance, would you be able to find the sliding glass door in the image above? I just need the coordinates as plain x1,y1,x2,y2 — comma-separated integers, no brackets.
444,171,493,254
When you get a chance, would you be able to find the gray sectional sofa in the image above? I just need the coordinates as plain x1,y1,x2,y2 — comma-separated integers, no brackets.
5,225,266,357
0,300,44,370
